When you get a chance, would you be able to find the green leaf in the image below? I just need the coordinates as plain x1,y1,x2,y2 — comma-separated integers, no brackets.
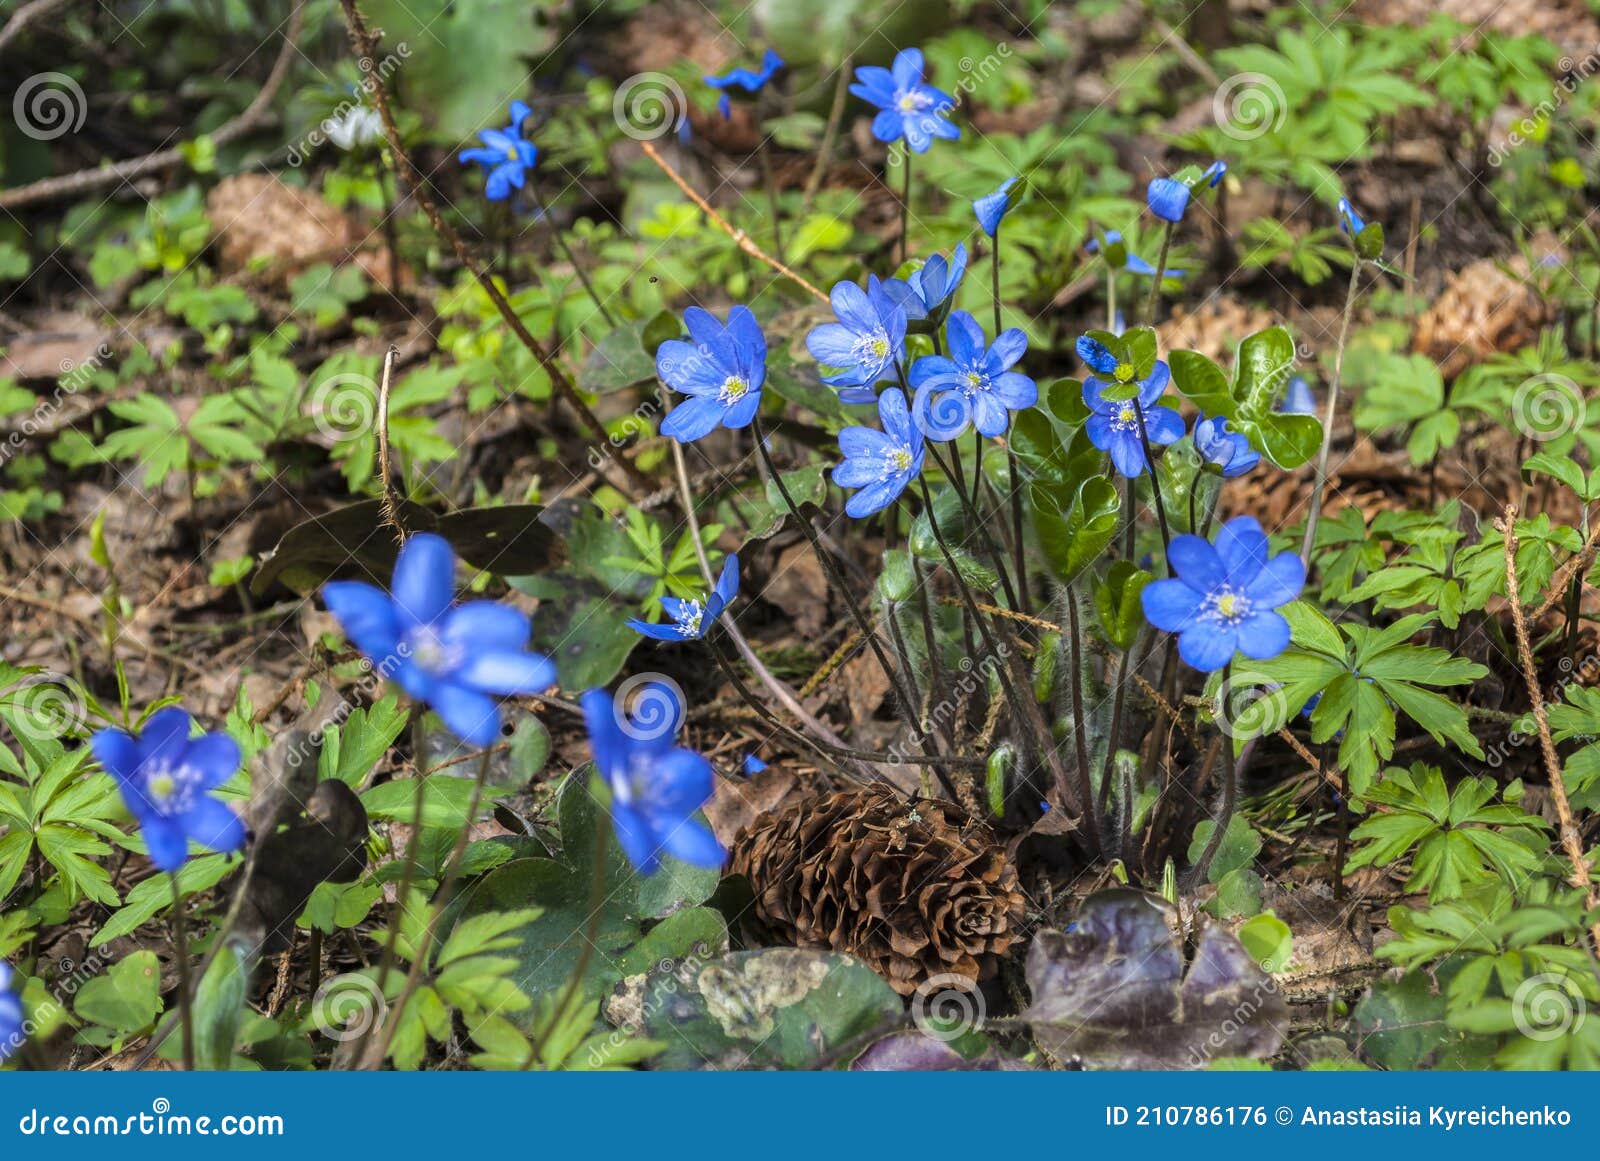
75,950,163,1034
1031,477,1120,584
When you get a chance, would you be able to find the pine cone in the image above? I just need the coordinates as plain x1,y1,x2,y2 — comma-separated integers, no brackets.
730,784,1025,995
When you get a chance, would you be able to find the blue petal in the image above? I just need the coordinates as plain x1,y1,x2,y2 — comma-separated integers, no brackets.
833,458,884,488
322,580,402,664
829,280,878,334
444,601,530,650
660,395,728,443
984,327,1028,372
944,311,985,365
455,651,557,695
683,306,738,371
610,801,662,874
973,177,1017,236
430,682,501,747
845,475,907,518
871,108,904,142
850,66,896,103
181,797,245,857
991,371,1037,410
661,818,725,868
139,707,194,769
1141,578,1203,631
807,322,861,367
1136,361,1172,408
714,554,740,607
186,734,241,790
1107,434,1149,477
1076,336,1118,375
1167,534,1227,592
1236,611,1291,660
1178,624,1237,671
1243,551,1306,610
1213,516,1270,588
891,48,925,90
909,354,960,388
90,728,142,783
629,618,684,641
142,816,189,873
1147,177,1191,222
878,386,913,443
582,689,627,781
721,390,761,430
656,338,722,395
1143,405,1185,445
725,305,767,382
391,533,456,628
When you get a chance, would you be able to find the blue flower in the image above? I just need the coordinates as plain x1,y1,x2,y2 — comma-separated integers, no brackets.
1075,334,1119,377
704,49,784,118
908,311,1036,438
629,554,739,641
1193,413,1261,478
833,387,925,517
582,685,723,875
886,244,967,323
1083,362,1183,477
974,177,1019,237
1338,197,1366,235
1147,177,1191,223
322,533,557,747
806,276,907,404
0,961,26,1063
1086,231,1184,278
849,48,959,153
1141,516,1306,671
90,708,246,873
657,306,767,442
742,751,768,775
1280,375,1317,416
459,100,538,201
1203,160,1227,187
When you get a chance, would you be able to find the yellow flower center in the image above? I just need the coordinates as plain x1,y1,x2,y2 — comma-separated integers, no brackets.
889,448,913,473
1117,406,1137,425
149,773,176,802
871,337,890,359
1217,593,1238,618
719,375,749,404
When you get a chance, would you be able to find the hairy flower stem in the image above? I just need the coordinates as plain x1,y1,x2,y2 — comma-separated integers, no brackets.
668,439,850,751
917,475,1095,845
899,150,912,268
1301,256,1363,564
752,417,931,758
912,560,952,745
988,222,1030,613
1143,221,1175,324
1189,663,1235,884
1063,588,1098,839
1133,408,1174,567
170,874,195,1070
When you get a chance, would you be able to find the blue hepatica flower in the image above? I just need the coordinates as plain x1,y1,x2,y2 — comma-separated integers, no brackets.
807,276,907,404
1338,197,1366,235
1193,413,1261,478
704,49,784,119
90,708,245,873
886,244,967,323
833,387,925,517
322,533,557,747
0,961,22,1063
908,310,1036,439
1082,361,1184,477
582,684,723,875
629,554,739,641
1086,231,1183,279
459,100,538,201
742,751,768,776
1146,160,1226,223
1141,516,1306,672
974,177,1019,237
850,47,959,153
1281,375,1317,416
657,305,766,442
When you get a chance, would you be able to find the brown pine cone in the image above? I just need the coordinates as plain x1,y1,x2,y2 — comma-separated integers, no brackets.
729,784,1026,995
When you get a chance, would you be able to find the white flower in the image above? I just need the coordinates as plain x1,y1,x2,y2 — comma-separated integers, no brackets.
323,105,382,152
